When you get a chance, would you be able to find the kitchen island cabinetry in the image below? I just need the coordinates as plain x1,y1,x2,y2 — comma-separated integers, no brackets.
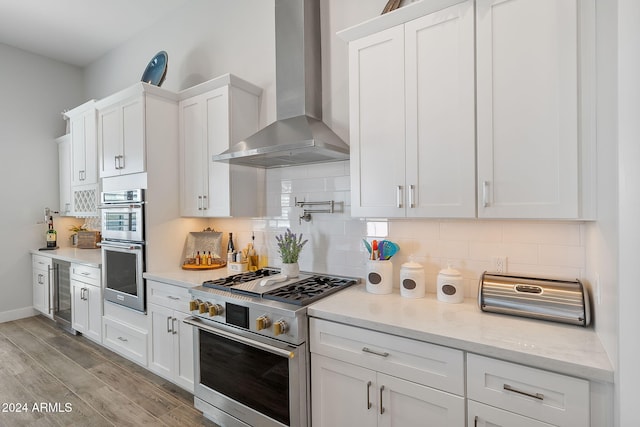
475,0,595,219
310,318,465,427
146,280,194,392
96,83,177,178
32,254,53,319
70,263,101,343
342,0,475,218
178,74,262,217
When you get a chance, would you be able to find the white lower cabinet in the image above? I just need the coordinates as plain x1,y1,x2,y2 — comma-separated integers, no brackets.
146,280,194,392
70,263,102,343
32,255,53,319
102,301,148,367
467,353,590,427
310,318,465,427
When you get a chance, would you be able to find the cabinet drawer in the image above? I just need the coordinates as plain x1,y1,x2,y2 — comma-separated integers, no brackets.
32,255,52,270
71,263,100,287
467,353,589,426
310,318,464,395
468,399,554,427
102,316,148,366
147,280,191,312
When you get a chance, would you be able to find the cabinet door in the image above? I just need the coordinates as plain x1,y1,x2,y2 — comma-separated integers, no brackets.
71,281,88,334
70,110,97,186
476,0,579,218
57,135,72,216
378,373,465,427
311,354,377,427
85,284,102,342
349,25,406,218
173,310,194,392
98,106,122,177
33,268,48,315
405,0,476,218
468,400,554,427
205,87,232,217
121,97,145,175
179,96,206,216
147,303,174,379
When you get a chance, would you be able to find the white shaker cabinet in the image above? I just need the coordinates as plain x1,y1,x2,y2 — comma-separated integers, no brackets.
70,263,102,343
146,280,194,392
310,318,465,427
476,0,595,218
32,254,53,319
342,0,476,218
97,83,177,178
56,134,72,216
178,74,262,217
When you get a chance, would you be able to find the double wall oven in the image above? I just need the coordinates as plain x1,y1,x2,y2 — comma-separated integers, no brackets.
186,268,358,427
99,189,146,312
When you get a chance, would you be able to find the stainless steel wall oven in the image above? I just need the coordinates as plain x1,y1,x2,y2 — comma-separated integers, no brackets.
99,189,146,312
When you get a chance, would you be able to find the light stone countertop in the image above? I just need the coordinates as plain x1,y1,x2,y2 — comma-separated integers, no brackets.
30,248,101,267
144,267,234,289
307,284,614,384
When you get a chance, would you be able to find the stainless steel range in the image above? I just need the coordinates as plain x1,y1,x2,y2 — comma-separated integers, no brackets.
184,268,358,427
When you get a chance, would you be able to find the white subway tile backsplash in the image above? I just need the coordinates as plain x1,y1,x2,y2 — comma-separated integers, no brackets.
210,162,587,288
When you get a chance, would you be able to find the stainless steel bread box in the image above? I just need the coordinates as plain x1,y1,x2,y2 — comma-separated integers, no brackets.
478,272,591,326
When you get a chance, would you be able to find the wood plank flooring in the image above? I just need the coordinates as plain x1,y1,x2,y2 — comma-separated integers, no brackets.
0,315,218,427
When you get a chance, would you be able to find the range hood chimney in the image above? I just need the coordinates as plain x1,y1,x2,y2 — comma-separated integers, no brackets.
212,0,350,168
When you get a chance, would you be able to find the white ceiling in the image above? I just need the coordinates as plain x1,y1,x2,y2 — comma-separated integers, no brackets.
0,0,188,67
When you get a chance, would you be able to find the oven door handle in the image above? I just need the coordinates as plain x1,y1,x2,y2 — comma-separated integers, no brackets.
99,241,144,250
183,316,296,359
97,203,144,210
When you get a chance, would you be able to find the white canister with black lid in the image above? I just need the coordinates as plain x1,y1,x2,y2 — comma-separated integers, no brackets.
400,260,425,298
437,265,464,303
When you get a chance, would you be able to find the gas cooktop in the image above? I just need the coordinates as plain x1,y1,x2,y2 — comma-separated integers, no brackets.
201,267,357,306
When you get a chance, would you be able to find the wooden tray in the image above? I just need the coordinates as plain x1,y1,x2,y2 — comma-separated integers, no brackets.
182,261,226,270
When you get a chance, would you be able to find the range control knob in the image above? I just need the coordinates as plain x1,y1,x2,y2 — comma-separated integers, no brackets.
189,299,202,311
199,301,211,314
256,315,271,331
273,320,288,336
208,304,224,316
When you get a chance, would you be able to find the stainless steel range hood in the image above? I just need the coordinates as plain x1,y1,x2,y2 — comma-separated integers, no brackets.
213,0,350,168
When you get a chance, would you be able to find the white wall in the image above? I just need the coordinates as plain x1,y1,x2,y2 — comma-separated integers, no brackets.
0,43,84,321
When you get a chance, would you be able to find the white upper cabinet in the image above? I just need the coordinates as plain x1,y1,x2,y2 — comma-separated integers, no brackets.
476,0,594,219
67,100,98,186
56,134,72,216
341,0,595,220
178,74,262,218
96,83,178,178
343,0,476,218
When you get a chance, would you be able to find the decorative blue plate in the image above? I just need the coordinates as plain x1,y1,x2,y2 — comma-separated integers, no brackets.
141,51,168,86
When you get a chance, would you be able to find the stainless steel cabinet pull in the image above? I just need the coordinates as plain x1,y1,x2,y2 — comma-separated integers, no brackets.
379,385,385,415
366,381,372,410
167,316,173,333
396,185,403,208
362,347,390,358
503,383,544,400
119,155,124,169
409,184,415,208
114,156,119,170
198,195,203,210
482,181,489,207
172,318,177,335
474,415,478,427
37,274,44,284
202,195,208,210
167,296,180,300
117,336,128,342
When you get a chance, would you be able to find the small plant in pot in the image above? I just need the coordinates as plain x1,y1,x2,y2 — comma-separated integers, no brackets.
275,228,307,278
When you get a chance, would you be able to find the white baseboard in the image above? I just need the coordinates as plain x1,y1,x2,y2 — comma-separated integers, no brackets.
0,307,38,324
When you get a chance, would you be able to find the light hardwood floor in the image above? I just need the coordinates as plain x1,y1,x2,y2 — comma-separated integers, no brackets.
0,315,218,427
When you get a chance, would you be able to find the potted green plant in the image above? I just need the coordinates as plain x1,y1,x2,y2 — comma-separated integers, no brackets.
275,228,307,277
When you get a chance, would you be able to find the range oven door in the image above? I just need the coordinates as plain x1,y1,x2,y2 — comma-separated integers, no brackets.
184,316,308,427
101,240,145,312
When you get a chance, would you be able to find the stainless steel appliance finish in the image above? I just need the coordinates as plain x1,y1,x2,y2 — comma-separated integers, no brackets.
100,189,146,313
187,268,358,427
52,259,76,335
99,189,145,242
212,0,350,168
478,272,591,326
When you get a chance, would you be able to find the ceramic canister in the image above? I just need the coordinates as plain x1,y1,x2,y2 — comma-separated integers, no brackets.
400,260,425,298
365,260,393,294
437,265,464,303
